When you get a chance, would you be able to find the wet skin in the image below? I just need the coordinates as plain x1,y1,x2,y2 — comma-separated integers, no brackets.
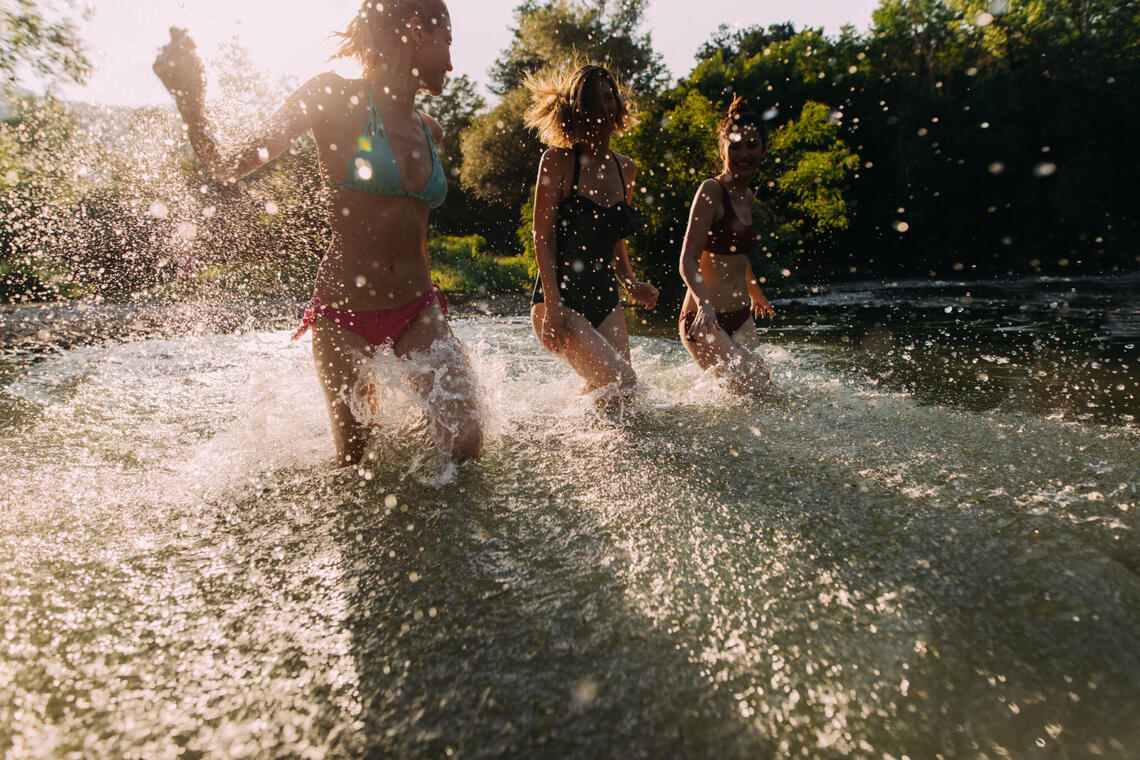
678,124,775,395
154,13,481,464
530,76,658,402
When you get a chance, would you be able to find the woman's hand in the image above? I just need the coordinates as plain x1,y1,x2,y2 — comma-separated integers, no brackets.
687,302,719,339
626,280,659,310
540,302,570,352
153,27,205,104
750,289,775,319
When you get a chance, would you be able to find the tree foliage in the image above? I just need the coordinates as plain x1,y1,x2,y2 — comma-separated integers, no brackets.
6,0,1140,304
1,0,90,95
460,0,666,251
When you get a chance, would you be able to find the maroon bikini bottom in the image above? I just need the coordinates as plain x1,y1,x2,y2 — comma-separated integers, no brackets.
679,306,751,339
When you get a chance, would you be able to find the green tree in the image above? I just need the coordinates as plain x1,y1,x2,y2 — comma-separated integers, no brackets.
0,0,90,95
460,0,666,252
488,0,666,95
418,74,507,243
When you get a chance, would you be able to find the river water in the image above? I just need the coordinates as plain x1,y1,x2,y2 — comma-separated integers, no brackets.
1,275,1137,758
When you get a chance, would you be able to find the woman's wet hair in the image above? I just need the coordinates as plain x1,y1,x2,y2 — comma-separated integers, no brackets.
333,0,449,71
523,63,636,148
718,95,766,156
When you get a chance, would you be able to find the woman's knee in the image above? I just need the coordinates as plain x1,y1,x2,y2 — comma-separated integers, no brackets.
615,362,637,391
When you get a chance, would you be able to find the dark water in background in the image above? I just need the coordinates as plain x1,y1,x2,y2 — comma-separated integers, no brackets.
1,275,1137,758
642,273,1140,426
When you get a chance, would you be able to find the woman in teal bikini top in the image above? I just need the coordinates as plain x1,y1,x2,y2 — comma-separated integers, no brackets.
329,82,447,209
292,81,451,347
153,0,483,467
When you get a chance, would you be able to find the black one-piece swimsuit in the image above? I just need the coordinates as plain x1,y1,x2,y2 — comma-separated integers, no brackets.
532,147,641,329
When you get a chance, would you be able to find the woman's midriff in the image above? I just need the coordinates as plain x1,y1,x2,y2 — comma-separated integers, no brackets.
682,249,751,314
313,195,434,310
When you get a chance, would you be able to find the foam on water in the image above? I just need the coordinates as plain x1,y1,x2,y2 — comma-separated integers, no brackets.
1,316,1138,757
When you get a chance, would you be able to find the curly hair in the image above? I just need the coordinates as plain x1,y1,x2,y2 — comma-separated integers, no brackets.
717,95,767,157
523,63,636,148
333,0,449,72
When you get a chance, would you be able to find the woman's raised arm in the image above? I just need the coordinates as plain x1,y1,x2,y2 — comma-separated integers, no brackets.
153,27,329,183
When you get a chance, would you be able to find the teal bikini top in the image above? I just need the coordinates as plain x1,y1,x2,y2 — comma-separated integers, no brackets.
329,83,447,209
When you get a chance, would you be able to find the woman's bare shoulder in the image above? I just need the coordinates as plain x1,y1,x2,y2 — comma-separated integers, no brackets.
540,146,574,167
612,151,636,176
417,111,444,143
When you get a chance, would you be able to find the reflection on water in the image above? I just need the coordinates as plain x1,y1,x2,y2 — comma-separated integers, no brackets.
746,273,1138,426
1,277,1138,757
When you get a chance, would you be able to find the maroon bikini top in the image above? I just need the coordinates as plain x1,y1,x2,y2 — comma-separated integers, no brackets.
705,178,757,257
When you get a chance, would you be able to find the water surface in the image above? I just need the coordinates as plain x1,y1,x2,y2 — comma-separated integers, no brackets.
1,277,1137,758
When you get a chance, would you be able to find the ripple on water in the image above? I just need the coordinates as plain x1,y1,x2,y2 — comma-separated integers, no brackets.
1,317,1137,757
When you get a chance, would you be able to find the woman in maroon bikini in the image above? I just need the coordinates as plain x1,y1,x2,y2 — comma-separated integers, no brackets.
153,0,482,466
677,97,776,395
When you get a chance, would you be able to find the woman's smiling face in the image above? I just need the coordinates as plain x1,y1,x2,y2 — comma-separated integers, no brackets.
721,124,766,177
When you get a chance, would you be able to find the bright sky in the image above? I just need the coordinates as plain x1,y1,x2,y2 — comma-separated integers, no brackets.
56,0,882,107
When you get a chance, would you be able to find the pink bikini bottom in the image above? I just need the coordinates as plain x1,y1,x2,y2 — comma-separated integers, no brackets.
291,285,448,346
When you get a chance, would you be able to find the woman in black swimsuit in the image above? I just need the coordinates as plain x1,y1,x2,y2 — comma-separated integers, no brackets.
524,64,659,408
677,96,775,396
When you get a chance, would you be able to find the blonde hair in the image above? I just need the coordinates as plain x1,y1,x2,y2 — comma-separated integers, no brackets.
523,63,636,148
333,0,449,72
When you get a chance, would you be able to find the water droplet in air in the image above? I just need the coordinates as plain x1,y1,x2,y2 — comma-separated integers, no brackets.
265,202,278,214
1034,162,1058,177
148,200,169,218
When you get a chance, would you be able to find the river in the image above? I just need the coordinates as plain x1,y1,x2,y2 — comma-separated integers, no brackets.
1,274,1137,758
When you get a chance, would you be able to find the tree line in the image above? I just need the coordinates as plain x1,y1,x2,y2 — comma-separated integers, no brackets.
3,0,1138,305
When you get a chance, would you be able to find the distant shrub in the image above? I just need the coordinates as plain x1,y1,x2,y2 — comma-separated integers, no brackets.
428,233,532,294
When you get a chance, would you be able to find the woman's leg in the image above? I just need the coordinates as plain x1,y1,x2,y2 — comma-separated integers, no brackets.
531,303,636,398
311,319,376,466
679,314,773,396
395,298,484,460
596,305,632,364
